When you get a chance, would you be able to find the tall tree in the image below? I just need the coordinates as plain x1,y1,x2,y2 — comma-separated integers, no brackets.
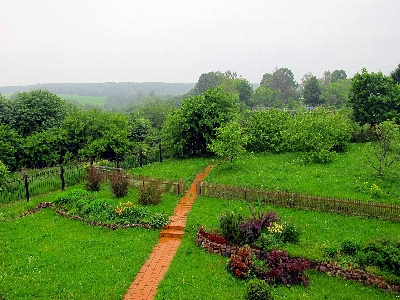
260,67,298,105
162,87,239,157
331,69,347,82
0,94,11,125
349,68,400,126
9,90,67,137
320,79,351,108
232,78,253,106
251,86,282,108
391,64,400,85
303,76,322,106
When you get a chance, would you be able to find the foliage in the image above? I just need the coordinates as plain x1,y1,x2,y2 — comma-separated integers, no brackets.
356,237,400,276
349,68,400,126
162,86,239,157
0,160,9,186
232,78,253,105
265,249,311,286
303,75,322,106
208,121,248,167
20,127,67,168
138,182,163,205
228,245,254,279
110,172,129,198
280,222,301,243
114,201,150,224
218,211,245,245
85,167,102,192
320,79,351,108
284,108,353,163
245,278,274,300
0,94,11,125
240,209,279,245
250,86,282,108
340,240,360,256
390,63,400,84
331,69,347,82
8,89,67,137
198,227,230,245
147,212,170,228
365,120,400,176
244,109,292,153
260,68,298,105
254,232,281,252
53,189,93,209
0,124,20,170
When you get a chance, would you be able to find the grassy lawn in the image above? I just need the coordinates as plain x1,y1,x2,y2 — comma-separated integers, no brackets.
155,196,400,299
205,143,400,205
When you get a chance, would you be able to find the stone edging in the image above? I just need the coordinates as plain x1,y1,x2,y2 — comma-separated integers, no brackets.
195,228,400,294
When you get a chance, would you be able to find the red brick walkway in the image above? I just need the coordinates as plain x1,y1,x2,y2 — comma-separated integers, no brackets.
123,165,213,300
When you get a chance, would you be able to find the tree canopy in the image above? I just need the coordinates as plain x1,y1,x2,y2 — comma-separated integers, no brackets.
303,76,322,106
349,68,400,126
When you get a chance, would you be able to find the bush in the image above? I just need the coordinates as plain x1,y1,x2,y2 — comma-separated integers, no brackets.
228,245,254,279
356,238,400,276
340,240,360,256
147,213,170,228
110,172,129,198
114,201,150,224
85,167,102,191
240,210,278,245
254,232,281,252
265,249,311,286
198,227,230,245
280,222,300,243
138,182,163,205
54,189,92,207
219,211,245,245
245,279,274,300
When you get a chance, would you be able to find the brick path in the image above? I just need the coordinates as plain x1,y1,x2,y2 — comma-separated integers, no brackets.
123,165,213,300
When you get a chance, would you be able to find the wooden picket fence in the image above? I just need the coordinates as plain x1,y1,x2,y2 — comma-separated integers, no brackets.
196,182,400,221
94,166,185,195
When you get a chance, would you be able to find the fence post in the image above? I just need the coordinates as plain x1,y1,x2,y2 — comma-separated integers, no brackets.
159,142,163,163
60,166,65,191
24,175,30,202
139,148,143,168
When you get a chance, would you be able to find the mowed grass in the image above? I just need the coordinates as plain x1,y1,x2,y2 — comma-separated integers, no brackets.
205,143,400,205
58,94,106,106
0,183,181,299
155,196,400,300
0,209,159,300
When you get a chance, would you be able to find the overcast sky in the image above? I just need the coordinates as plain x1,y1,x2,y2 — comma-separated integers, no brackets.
0,0,399,86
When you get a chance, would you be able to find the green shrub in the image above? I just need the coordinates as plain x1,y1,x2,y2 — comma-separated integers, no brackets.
54,189,92,207
340,240,360,256
85,167,102,191
254,232,280,252
218,211,244,245
245,278,274,300
110,172,129,198
138,182,163,205
356,237,400,276
280,222,300,243
147,213,170,228
114,202,150,224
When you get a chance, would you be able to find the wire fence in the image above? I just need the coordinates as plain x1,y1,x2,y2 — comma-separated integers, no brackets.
0,166,84,205
197,182,400,221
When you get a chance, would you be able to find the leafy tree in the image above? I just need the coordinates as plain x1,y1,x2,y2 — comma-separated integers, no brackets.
0,94,11,125
129,117,158,143
208,121,247,167
188,71,225,95
365,120,400,176
162,87,239,157
320,70,332,85
303,76,322,106
391,64,400,85
133,99,176,130
232,78,253,105
0,160,9,185
0,124,21,170
260,68,298,105
20,127,67,168
8,90,67,136
331,69,347,82
349,68,400,126
320,79,351,108
244,109,292,153
251,87,282,108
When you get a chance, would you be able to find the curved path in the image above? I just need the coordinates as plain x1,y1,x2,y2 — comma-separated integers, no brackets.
123,165,214,300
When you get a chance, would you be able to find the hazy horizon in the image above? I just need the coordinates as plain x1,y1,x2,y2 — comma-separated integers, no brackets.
1,0,399,87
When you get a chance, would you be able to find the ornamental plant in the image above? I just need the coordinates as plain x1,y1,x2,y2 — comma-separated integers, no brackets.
85,167,102,191
110,171,129,198
138,182,163,205
228,245,254,279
